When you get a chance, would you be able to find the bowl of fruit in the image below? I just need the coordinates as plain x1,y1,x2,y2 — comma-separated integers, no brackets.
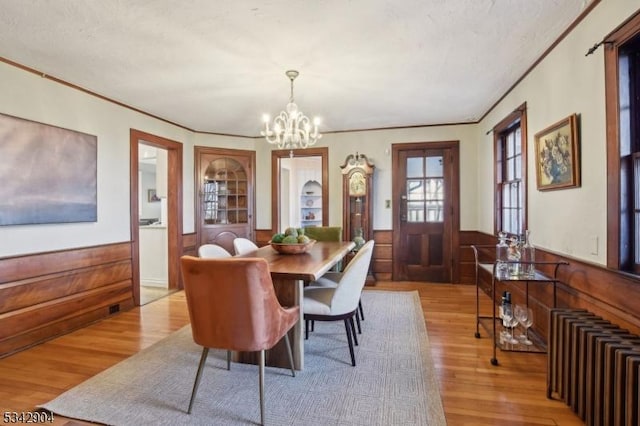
269,228,316,254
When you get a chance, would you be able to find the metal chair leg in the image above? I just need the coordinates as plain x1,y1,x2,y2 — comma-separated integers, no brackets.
259,350,265,425
188,347,209,414
350,316,358,346
284,332,296,377
226,350,231,370
344,319,356,366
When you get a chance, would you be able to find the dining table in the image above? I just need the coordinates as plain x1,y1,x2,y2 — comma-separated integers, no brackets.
235,240,355,370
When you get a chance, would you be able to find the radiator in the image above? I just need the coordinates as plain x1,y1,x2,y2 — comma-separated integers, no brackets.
547,308,640,426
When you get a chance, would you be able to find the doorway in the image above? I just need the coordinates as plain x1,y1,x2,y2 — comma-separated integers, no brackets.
271,147,328,232
392,141,460,282
137,144,170,305
130,130,183,306
194,147,255,255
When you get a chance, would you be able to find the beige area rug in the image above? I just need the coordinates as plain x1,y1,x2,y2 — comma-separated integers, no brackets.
40,290,446,425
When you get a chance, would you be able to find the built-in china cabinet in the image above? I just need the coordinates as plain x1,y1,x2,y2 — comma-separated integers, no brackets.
195,147,255,254
300,179,322,227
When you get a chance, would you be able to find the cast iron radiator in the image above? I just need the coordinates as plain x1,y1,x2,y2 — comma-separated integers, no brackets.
547,308,640,425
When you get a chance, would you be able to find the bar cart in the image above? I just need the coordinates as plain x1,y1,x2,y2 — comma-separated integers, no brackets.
471,245,568,366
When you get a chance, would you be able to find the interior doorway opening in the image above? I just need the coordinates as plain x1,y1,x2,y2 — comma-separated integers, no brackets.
129,130,183,306
137,143,170,305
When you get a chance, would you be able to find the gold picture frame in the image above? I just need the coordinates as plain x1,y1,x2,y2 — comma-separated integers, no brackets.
534,114,580,191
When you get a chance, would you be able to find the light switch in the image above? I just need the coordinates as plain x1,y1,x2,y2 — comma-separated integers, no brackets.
590,235,598,255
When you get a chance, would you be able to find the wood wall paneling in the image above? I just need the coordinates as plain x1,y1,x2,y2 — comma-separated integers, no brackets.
0,242,134,358
372,230,392,281
6,228,636,358
182,233,198,257
461,231,640,346
256,229,273,247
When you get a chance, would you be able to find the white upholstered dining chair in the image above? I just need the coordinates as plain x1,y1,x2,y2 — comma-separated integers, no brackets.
197,243,232,258
233,237,259,255
302,240,374,366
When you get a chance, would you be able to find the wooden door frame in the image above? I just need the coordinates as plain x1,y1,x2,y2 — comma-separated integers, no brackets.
194,146,257,249
604,10,640,270
391,141,460,282
130,129,183,305
271,147,329,233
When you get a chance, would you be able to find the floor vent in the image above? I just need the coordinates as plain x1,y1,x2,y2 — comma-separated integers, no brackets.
109,304,120,314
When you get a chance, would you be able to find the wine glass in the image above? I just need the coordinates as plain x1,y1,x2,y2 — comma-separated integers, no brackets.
514,304,526,339
514,305,533,345
501,304,519,345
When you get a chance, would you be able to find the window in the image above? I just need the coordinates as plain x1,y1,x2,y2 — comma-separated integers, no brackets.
494,104,527,236
406,154,445,223
605,14,640,275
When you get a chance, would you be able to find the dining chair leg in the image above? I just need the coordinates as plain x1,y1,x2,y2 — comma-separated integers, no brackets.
259,349,265,425
188,347,209,414
359,299,365,321
305,319,309,340
355,310,362,334
344,319,356,366
284,333,296,377
349,316,359,346
226,350,231,370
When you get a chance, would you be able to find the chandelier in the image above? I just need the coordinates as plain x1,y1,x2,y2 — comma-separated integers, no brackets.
261,70,321,150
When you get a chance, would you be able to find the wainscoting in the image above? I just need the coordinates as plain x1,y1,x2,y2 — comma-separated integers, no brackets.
3,229,637,358
0,242,135,357
459,231,640,343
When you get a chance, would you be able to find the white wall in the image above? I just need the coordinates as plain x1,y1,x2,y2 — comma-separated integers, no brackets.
1,0,635,265
475,1,638,266
140,170,161,220
0,61,190,257
254,124,478,231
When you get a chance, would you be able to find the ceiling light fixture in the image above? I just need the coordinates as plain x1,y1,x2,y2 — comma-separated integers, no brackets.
261,70,321,150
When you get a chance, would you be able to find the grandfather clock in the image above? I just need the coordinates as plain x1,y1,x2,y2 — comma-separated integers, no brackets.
340,152,375,247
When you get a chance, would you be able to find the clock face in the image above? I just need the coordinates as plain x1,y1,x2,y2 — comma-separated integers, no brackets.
349,170,366,196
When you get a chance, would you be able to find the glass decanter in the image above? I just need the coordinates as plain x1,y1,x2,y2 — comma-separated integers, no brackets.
495,231,509,279
507,236,521,278
520,230,535,279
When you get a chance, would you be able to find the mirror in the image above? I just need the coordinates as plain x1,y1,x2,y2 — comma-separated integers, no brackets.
271,147,328,232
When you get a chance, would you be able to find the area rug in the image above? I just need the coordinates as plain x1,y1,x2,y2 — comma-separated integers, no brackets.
40,290,446,425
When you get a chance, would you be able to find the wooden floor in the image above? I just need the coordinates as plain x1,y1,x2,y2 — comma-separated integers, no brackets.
0,282,583,425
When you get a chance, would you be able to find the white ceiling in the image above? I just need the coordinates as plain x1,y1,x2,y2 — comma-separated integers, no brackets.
0,1,593,136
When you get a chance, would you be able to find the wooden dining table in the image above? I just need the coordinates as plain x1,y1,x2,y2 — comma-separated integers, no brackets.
235,240,355,370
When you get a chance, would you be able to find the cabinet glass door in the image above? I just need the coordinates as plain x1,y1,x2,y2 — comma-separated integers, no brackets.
203,158,248,225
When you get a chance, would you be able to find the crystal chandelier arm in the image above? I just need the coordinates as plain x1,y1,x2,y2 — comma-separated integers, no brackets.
261,70,321,150
296,114,310,148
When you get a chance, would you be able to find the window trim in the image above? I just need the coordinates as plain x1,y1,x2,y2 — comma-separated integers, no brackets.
493,102,528,236
604,11,640,271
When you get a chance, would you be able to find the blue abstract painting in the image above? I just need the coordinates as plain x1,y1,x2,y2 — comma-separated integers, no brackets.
0,113,97,226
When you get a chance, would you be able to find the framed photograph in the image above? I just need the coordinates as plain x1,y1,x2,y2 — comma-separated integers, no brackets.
534,114,580,191
148,189,161,202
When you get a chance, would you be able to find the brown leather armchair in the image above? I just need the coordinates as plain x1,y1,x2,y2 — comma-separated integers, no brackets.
180,256,299,425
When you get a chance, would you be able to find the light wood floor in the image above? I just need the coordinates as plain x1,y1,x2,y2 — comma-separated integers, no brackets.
0,282,583,425
139,285,173,305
